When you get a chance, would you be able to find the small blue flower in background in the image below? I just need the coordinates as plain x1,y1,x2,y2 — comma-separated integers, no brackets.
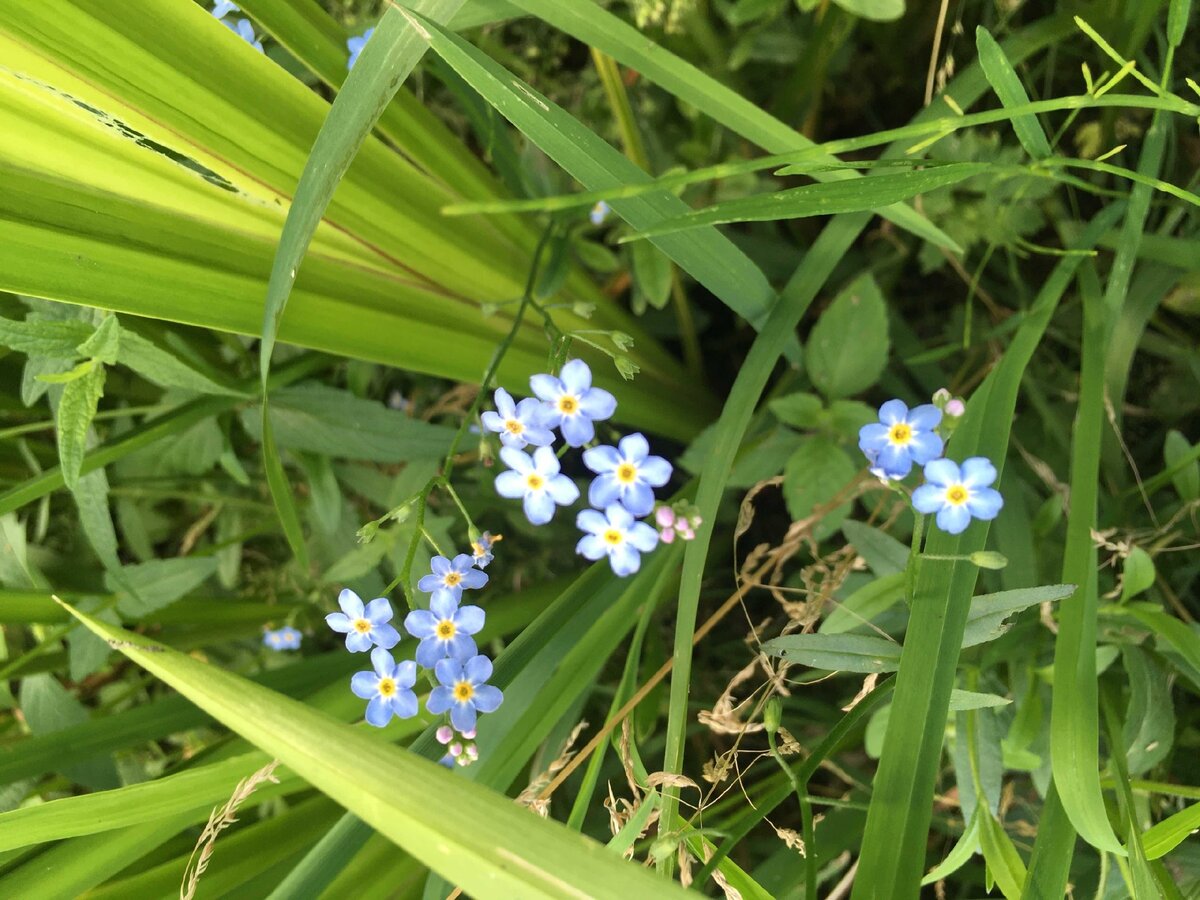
325,589,401,652
494,446,580,525
481,388,555,450
223,17,265,52
210,0,240,18
351,648,418,727
582,432,672,516
530,359,617,447
576,503,659,576
417,554,488,603
427,654,503,733
347,27,374,70
912,457,1004,535
470,531,501,568
858,399,944,480
263,626,301,651
404,592,485,668
590,201,611,226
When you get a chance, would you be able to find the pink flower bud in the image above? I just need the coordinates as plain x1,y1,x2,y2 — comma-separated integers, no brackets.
690,515,703,528
678,523,695,540
466,744,479,759
655,506,676,528
449,742,462,756
945,399,965,417
660,527,675,544
436,725,454,745
456,755,471,766
460,728,476,740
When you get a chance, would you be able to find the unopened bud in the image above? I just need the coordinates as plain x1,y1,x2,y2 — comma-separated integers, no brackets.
932,388,952,407
945,399,965,417
764,697,782,735
436,725,454,745
969,550,1008,570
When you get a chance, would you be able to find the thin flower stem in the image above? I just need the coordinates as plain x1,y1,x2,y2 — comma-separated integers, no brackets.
436,478,478,539
767,727,816,900
905,512,926,603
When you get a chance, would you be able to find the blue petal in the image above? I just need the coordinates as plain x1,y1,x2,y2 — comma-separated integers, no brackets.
325,612,352,633
588,474,622,509
430,592,458,620
626,522,660,553
936,504,972,535
582,445,621,474
522,426,556,447
560,414,594,447
923,458,961,488
390,691,419,720
875,444,914,478
907,431,944,464
427,686,454,714
494,470,527,499
450,702,477,733
524,490,556,525
365,696,393,728
609,544,641,577
431,587,462,607
577,534,607,560
907,404,943,431
559,359,592,394
514,396,542,421
606,503,634,529
338,589,364,618
578,388,616,420
858,423,890,452
369,623,400,650
621,481,655,517
529,373,563,402
481,411,504,433
472,685,503,713
618,432,649,462
576,508,608,534
493,387,516,418
458,568,488,590
531,445,562,476
966,487,1003,520
960,457,998,488
878,399,909,425
465,655,493,684
499,431,528,449
394,660,417,689
434,657,462,686
346,631,373,653
546,474,579,505
638,456,672,486
370,646,395,677
499,447,534,475
364,597,393,625
450,554,474,573
911,484,945,514
430,556,451,576
447,634,477,661
350,671,378,700
455,605,485,634
416,637,444,668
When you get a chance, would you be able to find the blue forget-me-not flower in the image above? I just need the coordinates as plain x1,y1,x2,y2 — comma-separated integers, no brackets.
481,388,555,450
351,648,418,727
347,27,374,69
211,0,240,18
427,654,503,733
417,554,488,604
325,589,401,652
576,503,659,576
403,592,485,668
590,201,611,226
582,432,672,517
912,457,1004,535
263,626,301,650
470,531,501,568
495,446,580,525
530,359,617,447
858,399,944,480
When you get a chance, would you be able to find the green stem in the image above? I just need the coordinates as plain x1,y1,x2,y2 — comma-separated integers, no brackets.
905,512,926,602
767,728,816,899
437,478,478,539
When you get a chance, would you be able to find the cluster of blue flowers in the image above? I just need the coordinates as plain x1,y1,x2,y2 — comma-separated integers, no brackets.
210,2,264,53
486,359,675,576
328,550,503,767
858,391,1003,535
262,625,302,651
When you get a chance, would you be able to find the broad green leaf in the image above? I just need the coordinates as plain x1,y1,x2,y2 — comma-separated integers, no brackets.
761,633,901,673
977,809,1027,900
961,584,1075,648
617,164,987,241
18,674,119,790
950,690,1012,711
265,813,374,900
77,314,120,364
1168,0,1194,47
72,464,120,570
976,28,1051,160
67,604,120,682
1121,547,1156,601
768,392,823,428
1144,801,1200,859
61,602,692,900
104,557,219,618
831,0,904,21
782,436,857,538
1163,430,1199,501
842,520,911,576
631,241,672,311
118,329,244,396
805,274,889,399
1121,646,1175,776
0,314,89,356
241,384,457,462
56,363,105,490
821,572,905,634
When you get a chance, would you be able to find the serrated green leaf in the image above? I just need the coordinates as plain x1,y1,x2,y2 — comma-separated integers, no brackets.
768,392,823,428
77,314,119,364
72,464,121,571
0,315,90,356
36,358,95,384
56,363,105,490
60,601,691,900
118,329,244,396
781,436,857,537
806,274,889,399
105,557,219,617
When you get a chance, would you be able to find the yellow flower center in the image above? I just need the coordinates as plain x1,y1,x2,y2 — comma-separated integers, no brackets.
454,681,475,702
945,484,969,506
504,418,524,434
557,395,579,415
888,422,913,445
616,462,638,484
436,619,456,640
443,571,462,588
603,528,623,546
526,473,545,490
378,678,396,698
353,618,372,634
